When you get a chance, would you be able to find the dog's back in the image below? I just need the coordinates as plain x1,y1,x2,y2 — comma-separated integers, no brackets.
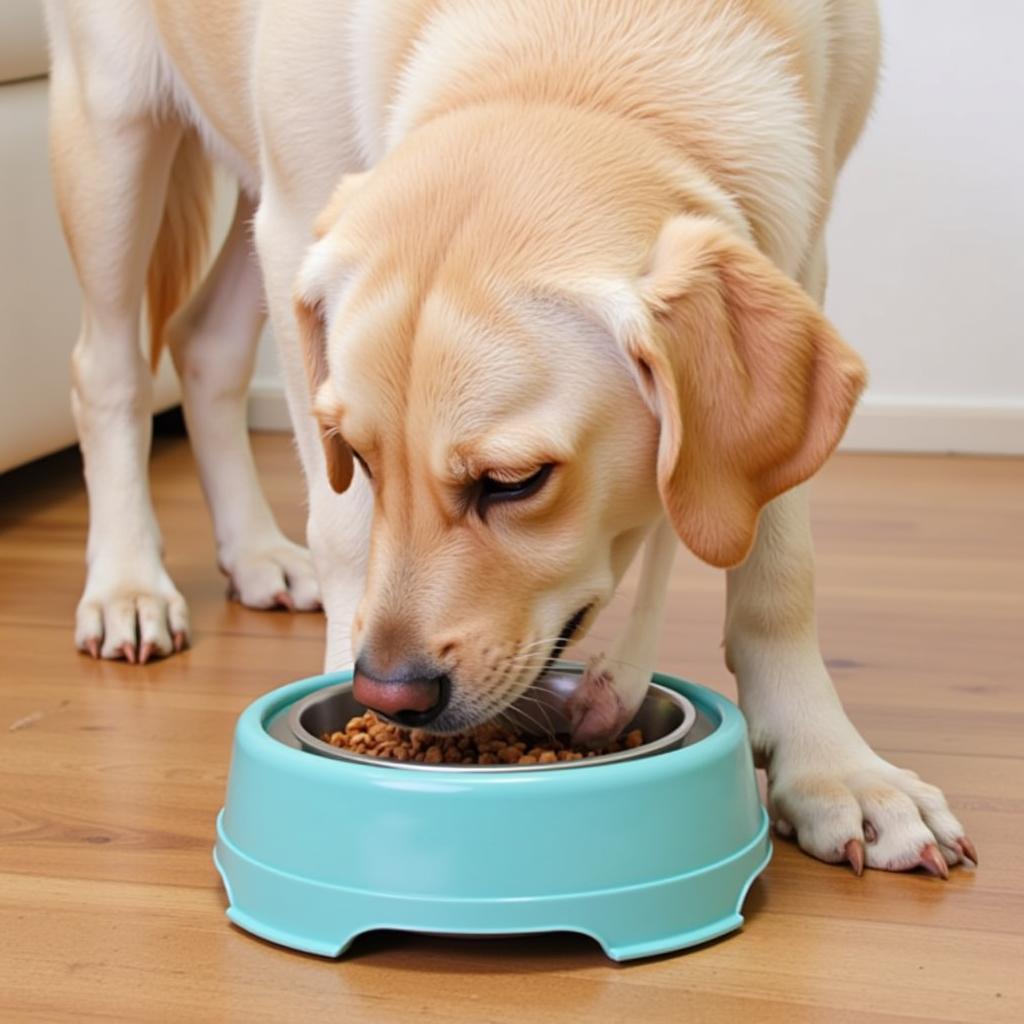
50,0,878,267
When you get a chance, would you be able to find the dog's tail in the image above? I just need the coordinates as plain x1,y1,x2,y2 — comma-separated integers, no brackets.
146,127,214,372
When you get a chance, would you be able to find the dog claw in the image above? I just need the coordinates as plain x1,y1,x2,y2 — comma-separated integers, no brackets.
844,839,865,876
138,642,155,665
863,820,878,844
84,638,100,659
120,642,137,665
274,591,295,612
956,836,979,866
919,843,950,879
172,631,188,653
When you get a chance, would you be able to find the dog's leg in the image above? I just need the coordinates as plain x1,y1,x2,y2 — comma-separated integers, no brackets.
567,518,678,743
253,189,373,668
726,236,975,874
725,480,976,875
49,77,191,662
167,192,319,611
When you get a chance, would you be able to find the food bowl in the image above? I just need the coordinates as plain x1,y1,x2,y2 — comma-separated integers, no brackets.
214,667,770,962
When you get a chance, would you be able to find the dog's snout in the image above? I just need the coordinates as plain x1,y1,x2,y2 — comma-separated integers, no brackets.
352,657,451,727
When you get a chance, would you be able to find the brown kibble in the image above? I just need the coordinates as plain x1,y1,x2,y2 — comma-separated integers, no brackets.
326,709,643,766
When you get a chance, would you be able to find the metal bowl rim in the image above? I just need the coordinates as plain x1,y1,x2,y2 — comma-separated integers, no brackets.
287,678,698,773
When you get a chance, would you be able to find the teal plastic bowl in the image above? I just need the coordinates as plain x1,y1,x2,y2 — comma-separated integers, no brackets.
214,669,770,962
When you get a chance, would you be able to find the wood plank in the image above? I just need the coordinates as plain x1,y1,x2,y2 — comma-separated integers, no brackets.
1,435,1022,1022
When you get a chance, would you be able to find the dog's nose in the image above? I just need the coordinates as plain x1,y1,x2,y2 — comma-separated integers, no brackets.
352,659,450,727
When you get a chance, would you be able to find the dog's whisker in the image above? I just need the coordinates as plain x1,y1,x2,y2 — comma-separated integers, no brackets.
511,694,560,732
502,652,565,669
500,700,556,740
504,647,555,660
505,639,575,661
502,655,556,669
510,637,567,655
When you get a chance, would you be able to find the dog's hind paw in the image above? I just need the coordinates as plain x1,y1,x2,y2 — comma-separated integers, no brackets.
219,535,321,612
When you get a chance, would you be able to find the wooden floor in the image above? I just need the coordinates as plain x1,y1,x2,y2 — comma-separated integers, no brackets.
0,432,1021,1023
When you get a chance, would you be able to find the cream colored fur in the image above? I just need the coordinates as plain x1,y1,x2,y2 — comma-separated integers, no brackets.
45,0,974,876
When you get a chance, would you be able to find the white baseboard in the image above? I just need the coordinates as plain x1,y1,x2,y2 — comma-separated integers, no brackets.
839,398,1024,455
248,381,1024,456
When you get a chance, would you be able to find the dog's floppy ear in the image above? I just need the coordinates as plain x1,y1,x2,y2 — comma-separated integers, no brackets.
292,174,371,494
293,295,353,494
609,216,866,567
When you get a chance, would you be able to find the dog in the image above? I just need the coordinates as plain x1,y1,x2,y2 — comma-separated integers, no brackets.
45,0,975,876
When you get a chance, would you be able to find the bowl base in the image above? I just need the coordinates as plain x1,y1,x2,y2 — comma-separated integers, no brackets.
214,809,771,962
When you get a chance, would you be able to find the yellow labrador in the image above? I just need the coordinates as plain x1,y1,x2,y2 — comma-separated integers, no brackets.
46,0,975,876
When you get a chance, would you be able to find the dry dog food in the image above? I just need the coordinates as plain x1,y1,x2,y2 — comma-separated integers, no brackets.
322,710,644,765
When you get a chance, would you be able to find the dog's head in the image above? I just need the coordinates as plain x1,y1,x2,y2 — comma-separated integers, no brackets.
294,120,865,732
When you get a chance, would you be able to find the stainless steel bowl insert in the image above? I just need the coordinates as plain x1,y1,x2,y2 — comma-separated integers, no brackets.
287,667,697,772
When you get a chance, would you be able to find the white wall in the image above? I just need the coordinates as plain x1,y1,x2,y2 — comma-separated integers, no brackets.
0,77,181,473
827,0,1024,453
250,0,1024,453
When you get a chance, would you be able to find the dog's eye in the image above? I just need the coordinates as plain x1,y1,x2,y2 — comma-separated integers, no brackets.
477,464,553,515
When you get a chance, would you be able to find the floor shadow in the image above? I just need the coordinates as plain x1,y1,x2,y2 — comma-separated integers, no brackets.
0,408,185,529
345,929,621,971
0,444,84,527
231,907,772,974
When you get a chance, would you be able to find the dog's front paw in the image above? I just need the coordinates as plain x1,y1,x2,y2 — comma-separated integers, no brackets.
76,558,190,663
220,535,321,612
565,654,642,745
769,750,978,877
